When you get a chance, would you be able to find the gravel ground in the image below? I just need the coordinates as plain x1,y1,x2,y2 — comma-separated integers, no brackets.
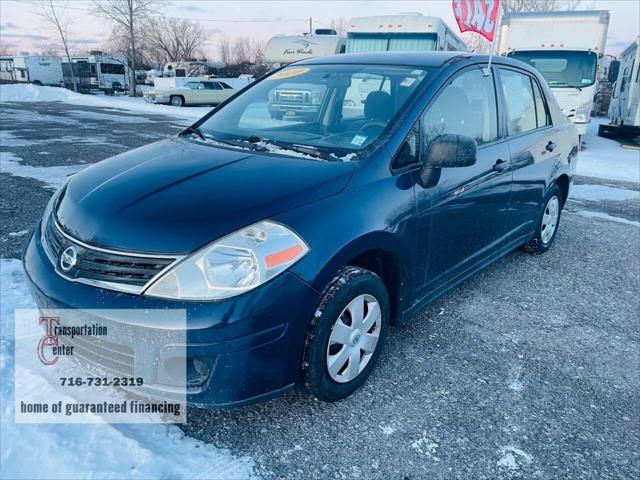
1,101,638,479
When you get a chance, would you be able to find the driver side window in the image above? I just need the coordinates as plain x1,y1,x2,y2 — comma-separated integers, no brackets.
422,68,498,146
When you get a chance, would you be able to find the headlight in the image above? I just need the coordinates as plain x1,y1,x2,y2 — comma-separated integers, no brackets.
573,102,592,123
144,221,309,300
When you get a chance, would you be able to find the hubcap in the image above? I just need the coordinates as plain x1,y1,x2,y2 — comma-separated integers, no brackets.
326,294,382,383
541,195,560,245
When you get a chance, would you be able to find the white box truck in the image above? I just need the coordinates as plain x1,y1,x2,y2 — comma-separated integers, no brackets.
346,13,466,53
600,36,640,138
498,10,610,141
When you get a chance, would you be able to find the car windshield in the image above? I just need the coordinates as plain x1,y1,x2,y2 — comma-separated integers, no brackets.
508,50,598,88
197,64,431,158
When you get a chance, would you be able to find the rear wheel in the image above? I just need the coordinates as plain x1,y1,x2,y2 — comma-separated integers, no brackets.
170,95,184,107
303,266,389,402
522,184,563,254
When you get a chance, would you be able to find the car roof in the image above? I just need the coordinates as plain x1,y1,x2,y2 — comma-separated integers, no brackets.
295,51,536,73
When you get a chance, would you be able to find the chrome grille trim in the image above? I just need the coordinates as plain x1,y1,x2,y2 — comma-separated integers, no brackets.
41,215,185,295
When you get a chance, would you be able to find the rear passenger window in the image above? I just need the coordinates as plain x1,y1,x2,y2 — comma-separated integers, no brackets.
422,68,498,146
500,69,537,134
532,80,551,128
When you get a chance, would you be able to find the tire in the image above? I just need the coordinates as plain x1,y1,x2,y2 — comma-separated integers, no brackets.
522,184,563,254
112,81,122,92
303,266,389,402
170,95,184,107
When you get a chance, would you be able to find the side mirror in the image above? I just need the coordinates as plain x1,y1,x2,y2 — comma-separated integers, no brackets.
608,60,620,84
425,134,477,168
418,134,477,188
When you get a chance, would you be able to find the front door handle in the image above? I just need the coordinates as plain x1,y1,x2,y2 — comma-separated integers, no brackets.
493,158,508,173
546,141,557,152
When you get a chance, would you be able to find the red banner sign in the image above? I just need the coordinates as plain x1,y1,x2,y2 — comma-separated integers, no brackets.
452,0,501,42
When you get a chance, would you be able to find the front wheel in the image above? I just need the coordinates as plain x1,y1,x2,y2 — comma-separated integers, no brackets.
303,266,389,402
170,95,184,107
522,184,563,254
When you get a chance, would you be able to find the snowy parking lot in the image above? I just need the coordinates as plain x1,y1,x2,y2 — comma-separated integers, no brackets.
1,85,639,479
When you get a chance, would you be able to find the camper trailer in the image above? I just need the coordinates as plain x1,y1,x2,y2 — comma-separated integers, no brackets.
498,10,610,141
0,56,63,86
601,37,640,138
264,30,346,65
345,13,466,53
64,52,129,92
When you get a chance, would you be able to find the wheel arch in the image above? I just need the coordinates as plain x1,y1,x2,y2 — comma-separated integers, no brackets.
303,231,412,325
555,173,570,207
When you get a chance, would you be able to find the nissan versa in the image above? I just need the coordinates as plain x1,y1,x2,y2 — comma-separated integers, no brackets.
24,52,578,406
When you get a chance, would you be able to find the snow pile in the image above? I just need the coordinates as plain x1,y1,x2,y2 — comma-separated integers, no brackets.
0,83,208,120
578,119,640,183
0,259,257,480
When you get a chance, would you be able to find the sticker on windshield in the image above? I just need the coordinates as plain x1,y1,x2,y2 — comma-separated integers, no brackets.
268,67,310,80
400,77,416,87
351,135,368,146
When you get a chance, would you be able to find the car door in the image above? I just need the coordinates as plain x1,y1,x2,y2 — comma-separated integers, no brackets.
414,66,512,294
181,81,201,104
498,67,563,237
202,81,225,104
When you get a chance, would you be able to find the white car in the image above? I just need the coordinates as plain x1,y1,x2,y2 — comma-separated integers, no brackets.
144,80,236,107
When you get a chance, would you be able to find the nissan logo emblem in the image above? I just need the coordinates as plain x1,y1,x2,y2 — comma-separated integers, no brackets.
60,246,78,272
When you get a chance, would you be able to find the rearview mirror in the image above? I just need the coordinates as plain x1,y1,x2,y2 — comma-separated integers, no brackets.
425,134,477,168
608,60,621,84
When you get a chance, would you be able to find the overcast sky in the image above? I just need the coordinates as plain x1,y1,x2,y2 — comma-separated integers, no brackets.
0,0,638,60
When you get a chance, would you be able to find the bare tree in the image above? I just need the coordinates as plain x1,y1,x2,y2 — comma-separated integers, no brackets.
144,16,208,65
218,36,265,66
39,0,78,91
94,0,156,96
329,17,349,36
219,37,231,65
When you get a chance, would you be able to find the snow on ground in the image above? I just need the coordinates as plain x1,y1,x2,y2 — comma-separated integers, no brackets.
572,210,640,227
0,259,257,480
570,184,640,202
0,151,85,189
578,118,640,183
0,83,208,120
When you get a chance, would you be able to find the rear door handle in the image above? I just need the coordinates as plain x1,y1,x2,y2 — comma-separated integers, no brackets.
546,141,557,152
493,158,508,173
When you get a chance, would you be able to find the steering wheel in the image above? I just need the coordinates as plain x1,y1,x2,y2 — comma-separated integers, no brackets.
359,120,387,137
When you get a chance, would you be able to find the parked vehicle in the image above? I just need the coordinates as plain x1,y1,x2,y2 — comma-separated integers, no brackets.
63,51,129,92
600,37,640,139
265,30,346,65
24,52,578,407
498,10,610,143
163,60,225,78
346,13,466,53
143,79,236,106
0,55,63,86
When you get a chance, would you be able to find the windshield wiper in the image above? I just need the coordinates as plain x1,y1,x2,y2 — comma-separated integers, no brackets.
182,125,206,141
257,138,330,160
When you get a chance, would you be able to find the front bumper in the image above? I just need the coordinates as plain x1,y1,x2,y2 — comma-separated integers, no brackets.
23,221,321,407
144,94,170,104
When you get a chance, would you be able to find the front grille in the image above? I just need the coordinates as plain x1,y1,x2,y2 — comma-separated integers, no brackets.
42,215,178,293
275,90,310,104
62,333,135,376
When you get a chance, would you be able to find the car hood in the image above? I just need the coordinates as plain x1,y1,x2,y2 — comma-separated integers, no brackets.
55,138,354,254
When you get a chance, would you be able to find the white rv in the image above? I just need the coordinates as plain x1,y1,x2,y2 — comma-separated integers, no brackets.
604,37,640,137
346,14,466,53
0,56,63,86
498,10,610,139
64,52,129,92
265,30,346,65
